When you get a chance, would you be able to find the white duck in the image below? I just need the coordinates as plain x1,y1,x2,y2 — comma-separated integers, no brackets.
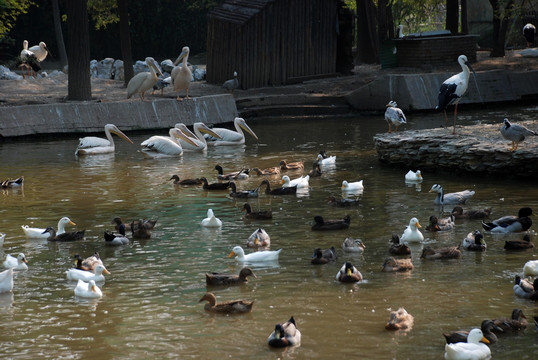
281,175,309,189
140,128,198,157
174,122,222,151
317,153,336,166
3,253,28,270
21,216,76,239
429,184,475,205
66,264,110,283
75,124,133,155
523,259,538,277
74,279,103,299
0,268,13,293
171,46,192,100
201,209,222,228
342,180,364,192
204,117,259,146
404,170,423,182
400,218,424,243
444,328,490,360
228,245,281,262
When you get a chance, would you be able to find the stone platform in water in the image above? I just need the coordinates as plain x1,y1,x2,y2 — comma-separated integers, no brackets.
373,121,538,178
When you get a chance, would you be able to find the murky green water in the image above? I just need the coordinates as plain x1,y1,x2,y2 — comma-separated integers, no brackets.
1,106,537,359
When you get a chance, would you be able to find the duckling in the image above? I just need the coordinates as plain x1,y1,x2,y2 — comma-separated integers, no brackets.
462,230,486,252
382,257,413,272
523,259,538,277
104,230,129,245
308,161,322,177
267,316,301,348
491,308,528,333
388,234,411,255
3,253,28,270
420,245,462,260
205,267,256,286
199,177,231,190
259,179,297,195
130,218,155,238
342,238,366,253
215,165,249,180
404,170,422,182
312,215,350,231
327,196,360,207
242,203,272,220
246,228,270,248
74,252,103,271
169,174,202,186
198,292,254,314
425,215,455,232
451,206,491,220
279,160,304,170
43,227,85,242
513,275,538,299
429,184,475,205
0,176,24,188
251,166,280,176
311,247,337,265
201,209,222,228
443,320,502,344
504,234,534,251
229,182,259,198
400,218,423,243
385,307,414,330
444,328,491,360
482,207,533,233
336,262,362,283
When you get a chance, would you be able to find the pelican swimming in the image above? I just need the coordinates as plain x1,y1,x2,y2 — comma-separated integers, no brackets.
18,40,40,78
75,124,133,155
204,117,258,146
127,57,163,100
28,41,50,62
174,123,222,151
141,128,198,157
171,46,192,101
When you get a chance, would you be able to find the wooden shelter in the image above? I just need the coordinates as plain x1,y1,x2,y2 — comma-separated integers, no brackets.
207,0,339,89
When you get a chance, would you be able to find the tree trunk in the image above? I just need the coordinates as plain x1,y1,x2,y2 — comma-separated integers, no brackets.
51,0,67,68
118,0,134,86
377,0,389,41
461,0,468,34
446,0,459,34
67,0,91,100
355,0,378,64
489,0,515,57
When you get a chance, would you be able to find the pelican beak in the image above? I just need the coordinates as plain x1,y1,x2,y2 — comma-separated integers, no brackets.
110,128,134,144
150,59,163,77
416,222,422,228
69,220,76,226
103,268,111,275
228,251,236,258
198,124,222,139
173,49,188,66
171,128,199,147
239,122,259,141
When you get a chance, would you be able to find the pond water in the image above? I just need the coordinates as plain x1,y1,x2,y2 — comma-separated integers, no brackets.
0,105,537,359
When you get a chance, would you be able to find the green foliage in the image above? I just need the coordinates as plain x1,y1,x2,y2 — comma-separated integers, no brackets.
391,0,446,34
88,0,119,29
0,0,35,39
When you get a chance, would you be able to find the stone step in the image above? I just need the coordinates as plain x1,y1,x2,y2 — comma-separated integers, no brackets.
236,94,348,109
239,104,353,118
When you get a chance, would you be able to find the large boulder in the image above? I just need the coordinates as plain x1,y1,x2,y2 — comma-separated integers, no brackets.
160,59,174,73
0,65,23,80
113,59,124,81
95,58,114,79
89,60,98,78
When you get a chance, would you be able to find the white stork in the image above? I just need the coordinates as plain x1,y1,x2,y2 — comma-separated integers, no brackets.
19,40,40,78
28,41,50,62
523,23,536,48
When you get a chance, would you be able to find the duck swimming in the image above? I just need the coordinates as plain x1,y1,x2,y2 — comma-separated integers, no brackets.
451,206,491,220
74,279,103,299
462,230,486,252
311,247,337,264
201,209,222,228
429,184,475,205
104,230,129,245
513,275,538,299
199,292,254,314
336,262,362,283
312,215,350,231
66,264,110,283
259,179,297,195
215,165,249,180
251,166,280,176
342,238,366,253
426,215,455,232
327,196,360,207
382,257,413,272
229,182,259,198
491,308,528,333
228,245,281,262
443,320,502,344
1,176,24,188
246,228,270,248
385,307,414,330
444,328,491,360
21,216,76,239
169,174,202,186
404,170,422,182
420,245,462,260
267,316,301,348
341,180,364,192
205,267,256,286
523,259,538,277
242,203,272,220
482,207,533,233
43,227,85,242
0,268,13,293
389,234,411,255
130,218,156,238
279,160,304,170
74,252,103,271
199,177,231,191
400,218,423,243
504,234,534,251
3,253,28,270
281,175,309,189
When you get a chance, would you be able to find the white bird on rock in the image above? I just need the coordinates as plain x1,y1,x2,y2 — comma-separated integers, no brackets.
75,124,133,155
499,118,537,151
384,100,406,133
127,57,163,100
171,46,192,101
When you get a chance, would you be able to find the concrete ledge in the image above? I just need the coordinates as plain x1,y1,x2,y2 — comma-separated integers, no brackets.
0,94,238,138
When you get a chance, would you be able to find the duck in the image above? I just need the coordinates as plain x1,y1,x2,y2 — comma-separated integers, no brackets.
205,267,256,286
482,207,533,233
74,279,103,299
327,196,360,207
215,165,249,180
204,117,258,146
384,100,407,133
426,215,455,232
308,161,322,177
199,177,231,190
421,245,462,260
451,206,492,220
312,215,350,231
171,46,192,101
251,166,280,176
169,174,202,186
246,228,271,248
404,170,422,182
201,209,222,228
443,320,502,344
242,203,272,220
382,257,413,272
279,160,304,170
429,184,475,205
229,182,259,198
341,180,364,192
74,252,103,271
0,268,13,293
513,275,538,299
462,230,486,251
1,176,24,188
111,217,126,235
317,153,336,166
336,262,363,283
400,218,424,243
444,328,491,360
500,118,538,151
311,247,337,264
259,179,297,195
523,259,538,277
0,233,4,246
504,234,534,250
75,124,133,155
491,308,528,333
130,218,157,238
389,234,411,255
267,317,301,348
385,307,414,330
104,230,129,245
21,216,76,239
3,253,28,270
342,238,366,253
198,292,254,314
66,264,110,283
43,227,85,242
228,245,281,262
281,175,309,188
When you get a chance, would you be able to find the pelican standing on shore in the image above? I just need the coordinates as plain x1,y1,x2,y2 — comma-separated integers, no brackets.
75,124,133,155
127,57,163,100
204,117,258,146
171,46,192,101
141,128,199,156
174,123,222,151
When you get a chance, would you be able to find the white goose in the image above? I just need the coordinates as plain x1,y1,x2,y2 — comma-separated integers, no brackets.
74,279,103,298
171,46,192,100
228,245,281,262
174,122,222,151
3,253,28,270
201,209,222,228
66,264,110,283
127,57,163,100
75,124,133,155
0,268,14,293
400,218,424,244
204,117,258,146
281,175,309,188
140,128,198,157
21,216,76,239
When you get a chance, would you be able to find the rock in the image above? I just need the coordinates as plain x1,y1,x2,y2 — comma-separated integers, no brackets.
0,65,23,80
160,59,174,73
133,60,149,75
96,58,114,79
193,68,206,81
113,59,124,81
90,59,98,78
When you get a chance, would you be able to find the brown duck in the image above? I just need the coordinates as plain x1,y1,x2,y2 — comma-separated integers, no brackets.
205,267,256,286
199,292,254,314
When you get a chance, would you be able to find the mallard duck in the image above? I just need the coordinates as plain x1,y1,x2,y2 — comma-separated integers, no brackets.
43,227,85,242
384,100,407,133
308,161,322,177
312,215,350,231
420,245,462,260
429,184,475,205
443,320,502,344
513,275,538,299
382,257,413,272
21,216,76,239
111,217,126,235
404,170,422,182
281,175,309,189
279,160,304,170
400,218,424,243
426,215,455,232
215,165,249,180
201,209,222,228
444,328,491,360
246,228,270,248
523,259,538,277
199,292,254,314
311,247,337,264
500,118,538,151
66,264,110,283
341,180,364,192
482,207,533,233
336,262,362,283
169,174,202,186
327,196,360,207
74,279,103,299
229,182,259,198
451,206,491,220
242,203,272,220
259,179,297,195
317,153,336,166
74,252,103,271
267,317,301,348
199,177,231,190
251,166,280,176
491,308,528,333
504,234,534,250
205,267,256,286
3,253,28,270
0,268,13,293
130,218,156,238
342,238,366,253
385,307,414,330
389,234,411,255
462,230,486,251
104,230,129,245
1,176,24,188
228,245,281,262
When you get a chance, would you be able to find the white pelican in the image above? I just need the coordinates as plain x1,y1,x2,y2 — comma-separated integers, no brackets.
28,41,49,62
75,124,133,155
127,57,163,100
19,40,40,78
384,100,407,133
523,23,536,48
174,122,222,151
21,216,76,239
500,118,537,151
171,46,192,101
204,117,258,146
140,128,198,157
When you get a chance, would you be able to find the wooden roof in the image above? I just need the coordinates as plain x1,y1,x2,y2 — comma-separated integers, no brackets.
209,0,275,25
